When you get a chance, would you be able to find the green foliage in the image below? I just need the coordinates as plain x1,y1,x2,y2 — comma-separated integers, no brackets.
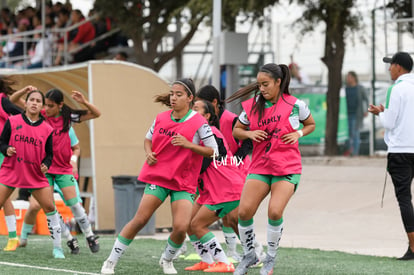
0,235,412,274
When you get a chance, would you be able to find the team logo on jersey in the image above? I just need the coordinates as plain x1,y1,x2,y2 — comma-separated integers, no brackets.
16,125,22,130
149,184,157,190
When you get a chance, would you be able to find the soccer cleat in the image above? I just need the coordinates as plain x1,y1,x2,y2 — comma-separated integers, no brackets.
53,247,65,259
86,235,100,253
67,238,80,254
173,242,187,260
227,249,242,262
255,241,266,261
204,262,235,273
19,239,27,248
101,260,116,274
398,247,414,260
233,251,260,275
3,238,20,251
184,261,213,271
159,254,177,274
260,253,276,275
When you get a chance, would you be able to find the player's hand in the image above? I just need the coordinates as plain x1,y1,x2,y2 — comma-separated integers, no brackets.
146,151,157,166
247,130,268,143
6,146,16,157
40,163,48,174
171,134,192,149
281,131,300,144
71,90,87,104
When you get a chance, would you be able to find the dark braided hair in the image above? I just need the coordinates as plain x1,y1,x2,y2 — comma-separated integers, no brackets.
226,63,291,122
45,89,87,132
197,100,220,129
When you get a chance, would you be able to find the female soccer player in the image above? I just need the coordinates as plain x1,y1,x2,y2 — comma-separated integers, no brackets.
10,87,101,253
0,76,36,251
101,78,218,275
0,90,64,258
184,100,244,273
196,85,258,261
229,63,315,275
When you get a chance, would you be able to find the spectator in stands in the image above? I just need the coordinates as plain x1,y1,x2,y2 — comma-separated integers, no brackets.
25,13,52,69
54,9,95,65
0,18,29,68
114,51,128,61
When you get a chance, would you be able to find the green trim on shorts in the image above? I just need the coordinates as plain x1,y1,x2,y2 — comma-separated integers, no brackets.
47,173,78,189
204,200,239,218
222,226,235,234
0,153,4,166
167,237,182,249
0,182,15,190
269,217,283,226
239,218,254,227
246,173,301,191
200,231,215,244
189,234,198,242
144,183,194,203
118,234,133,246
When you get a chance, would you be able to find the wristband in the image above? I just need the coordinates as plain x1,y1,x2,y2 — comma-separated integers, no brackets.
297,130,303,138
71,155,78,162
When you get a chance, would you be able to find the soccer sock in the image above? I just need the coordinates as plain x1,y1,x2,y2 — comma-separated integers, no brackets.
107,235,132,263
20,222,34,240
163,237,182,261
267,218,284,257
201,232,229,264
59,214,73,241
5,215,17,238
189,235,214,264
70,202,93,237
222,226,238,252
238,218,256,256
46,210,62,248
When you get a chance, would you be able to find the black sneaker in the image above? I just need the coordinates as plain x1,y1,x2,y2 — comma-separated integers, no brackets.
67,238,80,254
398,247,414,260
86,235,100,253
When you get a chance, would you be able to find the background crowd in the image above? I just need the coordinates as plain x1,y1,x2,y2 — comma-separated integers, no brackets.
0,1,128,69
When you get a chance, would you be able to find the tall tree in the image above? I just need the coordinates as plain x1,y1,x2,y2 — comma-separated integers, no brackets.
94,0,279,72
293,0,362,155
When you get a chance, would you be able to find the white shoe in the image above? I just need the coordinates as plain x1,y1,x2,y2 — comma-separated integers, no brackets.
159,254,177,274
101,260,116,274
172,242,187,260
255,241,266,261
227,249,242,262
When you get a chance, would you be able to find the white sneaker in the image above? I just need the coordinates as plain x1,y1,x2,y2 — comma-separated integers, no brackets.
254,240,266,261
159,254,177,274
227,249,242,262
172,242,187,260
101,260,116,275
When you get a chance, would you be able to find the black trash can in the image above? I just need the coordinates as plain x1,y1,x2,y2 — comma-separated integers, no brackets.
112,176,155,235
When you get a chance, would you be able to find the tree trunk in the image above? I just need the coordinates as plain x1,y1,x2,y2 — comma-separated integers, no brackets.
321,16,346,156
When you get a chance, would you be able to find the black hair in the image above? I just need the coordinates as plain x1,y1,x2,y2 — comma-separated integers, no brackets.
155,78,195,107
197,100,220,129
0,76,16,96
45,88,87,132
347,71,358,83
197,85,221,104
226,63,291,122
26,90,45,105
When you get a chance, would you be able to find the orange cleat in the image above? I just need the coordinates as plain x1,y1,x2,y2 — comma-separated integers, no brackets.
185,261,214,271
3,238,20,251
204,262,235,273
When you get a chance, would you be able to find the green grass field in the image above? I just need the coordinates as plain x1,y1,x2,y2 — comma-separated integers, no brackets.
0,235,413,274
